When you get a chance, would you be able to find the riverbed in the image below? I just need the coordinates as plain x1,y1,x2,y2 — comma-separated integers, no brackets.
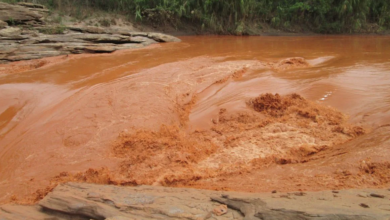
0,36,389,203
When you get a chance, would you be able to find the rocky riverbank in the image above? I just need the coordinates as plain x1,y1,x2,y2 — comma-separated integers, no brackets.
1,182,389,219
0,2,180,64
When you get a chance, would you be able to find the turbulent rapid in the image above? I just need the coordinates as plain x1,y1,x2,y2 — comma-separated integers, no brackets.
0,36,389,204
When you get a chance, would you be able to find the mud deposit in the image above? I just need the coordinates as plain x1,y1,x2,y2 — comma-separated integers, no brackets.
0,36,390,204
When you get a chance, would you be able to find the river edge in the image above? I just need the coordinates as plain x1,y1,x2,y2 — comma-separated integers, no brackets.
1,3,390,219
1,1,390,68
0,2,181,66
1,182,390,219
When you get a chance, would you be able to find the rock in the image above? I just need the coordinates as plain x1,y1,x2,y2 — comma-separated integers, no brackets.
211,196,376,220
0,20,8,29
60,42,110,54
360,203,370,208
293,192,306,196
5,51,63,61
106,217,137,220
16,2,46,9
33,34,86,43
0,204,61,220
20,30,39,37
15,3,49,15
39,190,134,219
0,44,18,56
1,45,65,62
147,32,181,42
0,35,28,41
129,31,149,37
84,45,117,53
68,26,106,34
0,183,389,220
75,34,133,43
0,4,180,63
0,27,21,37
370,193,385,199
222,194,230,198
213,205,228,216
130,36,156,43
280,194,293,199
0,2,43,24
358,194,368,198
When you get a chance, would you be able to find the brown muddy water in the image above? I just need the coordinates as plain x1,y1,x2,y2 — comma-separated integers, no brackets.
0,36,390,203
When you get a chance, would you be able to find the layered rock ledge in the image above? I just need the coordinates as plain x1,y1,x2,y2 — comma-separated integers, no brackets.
1,182,389,220
0,2,180,64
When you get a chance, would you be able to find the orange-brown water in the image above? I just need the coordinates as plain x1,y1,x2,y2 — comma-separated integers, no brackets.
0,36,390,203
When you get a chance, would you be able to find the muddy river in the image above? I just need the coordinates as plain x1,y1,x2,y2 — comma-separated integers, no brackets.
0,36,389,203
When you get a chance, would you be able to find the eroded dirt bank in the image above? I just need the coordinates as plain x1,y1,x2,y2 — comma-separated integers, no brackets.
0,36,390,205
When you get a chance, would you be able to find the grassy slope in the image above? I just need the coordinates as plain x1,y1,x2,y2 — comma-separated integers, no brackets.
2,0,390,35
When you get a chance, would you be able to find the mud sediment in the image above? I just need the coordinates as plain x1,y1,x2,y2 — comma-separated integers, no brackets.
1,52,389,209
15,92,371,204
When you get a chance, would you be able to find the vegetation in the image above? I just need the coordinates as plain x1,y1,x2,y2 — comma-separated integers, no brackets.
38,25,66,34
2,0,390,34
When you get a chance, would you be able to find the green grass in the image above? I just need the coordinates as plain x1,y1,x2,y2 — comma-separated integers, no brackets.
2,0,389,34
39,25,66,34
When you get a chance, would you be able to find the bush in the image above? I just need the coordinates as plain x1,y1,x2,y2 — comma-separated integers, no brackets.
2,0,389,33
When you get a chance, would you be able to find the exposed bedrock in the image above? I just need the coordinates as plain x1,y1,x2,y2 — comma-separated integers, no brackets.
1,183,389,220
0,2,180,64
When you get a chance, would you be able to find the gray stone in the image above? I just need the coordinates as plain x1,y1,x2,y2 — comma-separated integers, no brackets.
0,2,43,24
106,217,138,220
16,2,46,9
0,204,60,220
0,27,21,37
5,49,64,61
0,35,28,40
68,26,107,34
75,34,133,43
148,32,181,42
33,34,85,43
0,2,180,62
211,197,376,220
0,20,8,29
84,45,117,53
130,36,156,43
1,183,389,220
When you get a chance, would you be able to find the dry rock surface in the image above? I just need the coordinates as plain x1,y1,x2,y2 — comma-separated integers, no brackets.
0,2,180,64
1,183,390,220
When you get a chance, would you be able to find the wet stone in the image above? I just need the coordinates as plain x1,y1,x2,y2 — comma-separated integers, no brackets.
293,192,306,196
370,193,385,199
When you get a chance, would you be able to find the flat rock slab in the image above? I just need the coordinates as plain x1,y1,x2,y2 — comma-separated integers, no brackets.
0,2,181,64
1,182,389,220
0,2,43,23
0,20,7,29
0,27,21,37
0,30,180,63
